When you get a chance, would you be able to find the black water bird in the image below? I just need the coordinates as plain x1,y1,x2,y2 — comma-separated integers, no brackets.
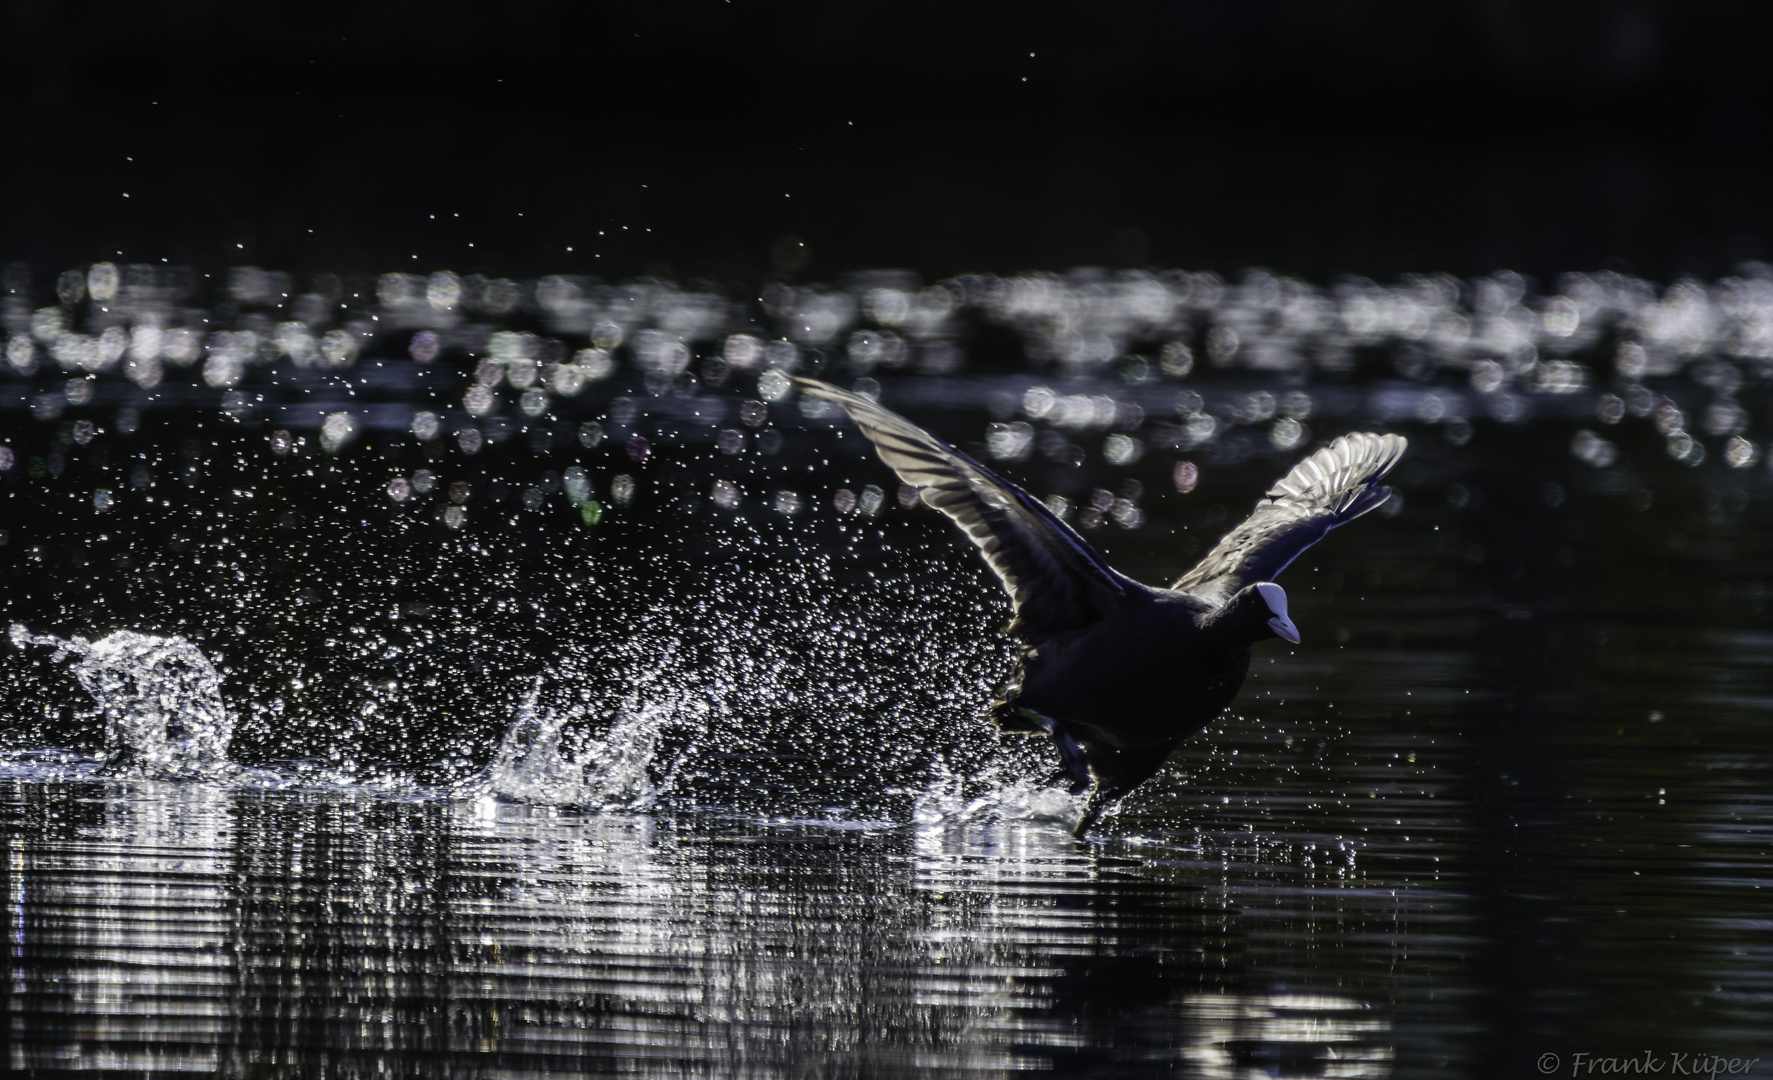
794,377,1407,834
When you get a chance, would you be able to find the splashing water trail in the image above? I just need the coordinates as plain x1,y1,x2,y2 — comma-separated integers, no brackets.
581,704,682,809
479,677,592,805
478,676,692,810
912,760,1082,832
9,625,234,779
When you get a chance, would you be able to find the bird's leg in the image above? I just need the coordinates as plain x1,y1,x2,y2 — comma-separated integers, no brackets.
1073,782,1130,838
1051,728,1092,795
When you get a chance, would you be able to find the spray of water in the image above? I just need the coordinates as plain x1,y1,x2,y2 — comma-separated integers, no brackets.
476,674,699,810
9,625,235,779
911,758,1083,832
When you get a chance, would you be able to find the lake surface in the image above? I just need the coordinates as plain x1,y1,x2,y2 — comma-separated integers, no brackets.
0,264,1769,1076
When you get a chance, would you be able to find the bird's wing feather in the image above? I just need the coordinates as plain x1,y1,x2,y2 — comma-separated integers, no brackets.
795,377,1139,642
1172,432,1407,600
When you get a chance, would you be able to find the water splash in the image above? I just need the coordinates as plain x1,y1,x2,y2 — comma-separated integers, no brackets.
911,760,1082,831
10,625,234,779
477,676,690,810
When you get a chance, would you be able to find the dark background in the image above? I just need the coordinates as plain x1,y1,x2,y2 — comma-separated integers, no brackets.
3,0,1772,285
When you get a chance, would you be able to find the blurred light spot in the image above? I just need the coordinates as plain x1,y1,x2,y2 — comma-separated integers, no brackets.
799,396,837,420
87,263,118,303
411,411,441,441
464,385,497,416
64,379,94,405
125,354,163,388
1535,360,1586,394
457,428,483,455
611,474,637,505
56,270,85,306
388,477,411,503
858,485,885,516
442,506,466,530
269,430,294,456
572,347,616,383
717,429,745,455
427,272,462,310
1666,432,1702,465
6,335,37,374
1488,395,1528,424
848,331,883,370
1703,400,1747,437
1725,435,1759,468
1571,430,1618,468
757,370,792,402
711,479,740,509
1174,461,1199,493
447,481,471,505
1206,326,1239,365
1241,391,1276,423
319,412,359,454
1596,394,1625,424
410,332,440,362
764,341,799,372
563,466,592,504
93,488,113,512
625,435,650,462
773,489,803,516
519,388,550,417
1103,433,1143,465
98,326,127,366
32,308,64,342
411,470,436,494
591,322,623,350
1470,360,1505,394
1111,498,1143,528
1541,296,1580,338
1653,400,1686,436
578,422,603,448
1160,341,1194,378
987,422,1034,462
724,334,763,369
1023,386,1056,419
1269,418,1305,450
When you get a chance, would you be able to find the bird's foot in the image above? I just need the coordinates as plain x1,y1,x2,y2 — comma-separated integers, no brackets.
1072,785,1130,839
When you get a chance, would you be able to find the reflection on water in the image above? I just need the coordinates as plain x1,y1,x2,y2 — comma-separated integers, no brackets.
2,780,1419,1077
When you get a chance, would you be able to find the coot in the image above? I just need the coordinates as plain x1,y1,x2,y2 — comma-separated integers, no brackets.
794,377,1407,833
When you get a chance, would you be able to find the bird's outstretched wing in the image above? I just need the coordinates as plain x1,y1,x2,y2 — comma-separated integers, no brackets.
1172,432,1407,601
794,377,1140,642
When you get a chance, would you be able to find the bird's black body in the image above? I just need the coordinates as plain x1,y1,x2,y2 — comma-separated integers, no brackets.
794,377,1406,833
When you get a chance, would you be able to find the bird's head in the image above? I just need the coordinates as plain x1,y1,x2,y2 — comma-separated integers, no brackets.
1211,582,1300,645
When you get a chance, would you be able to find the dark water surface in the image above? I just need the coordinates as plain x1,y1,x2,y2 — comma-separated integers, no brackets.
1,266,1771,1075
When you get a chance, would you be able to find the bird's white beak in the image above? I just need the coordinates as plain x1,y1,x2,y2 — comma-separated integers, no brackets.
1256,583,1300,643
